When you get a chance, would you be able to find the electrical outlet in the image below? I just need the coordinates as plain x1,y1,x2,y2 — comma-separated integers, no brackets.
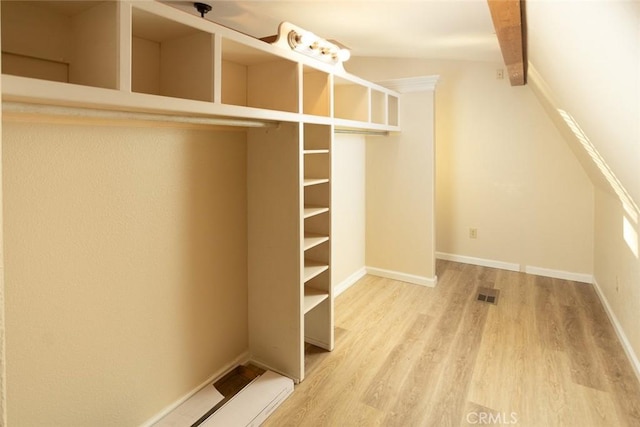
469,228,478,239
496,68,504,80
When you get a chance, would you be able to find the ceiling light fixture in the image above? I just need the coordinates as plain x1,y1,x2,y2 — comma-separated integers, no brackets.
269,22,351,67
193,2,212,18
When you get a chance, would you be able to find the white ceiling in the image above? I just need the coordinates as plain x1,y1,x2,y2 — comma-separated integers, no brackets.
162,0,502,62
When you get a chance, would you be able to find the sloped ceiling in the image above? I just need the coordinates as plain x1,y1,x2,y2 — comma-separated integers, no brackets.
162,0,502,62
526,0,640,211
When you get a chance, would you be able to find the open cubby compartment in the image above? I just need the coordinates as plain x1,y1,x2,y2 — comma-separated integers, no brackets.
1,1,118,89
304,197,330,237
303,242,330,315
371,89,387,125
333,76,369,122
303,123,332,151
221,38,299,113
388,94,399,126
304,152,330,183
304,183,330,212
303,66,330,117
131,7,214,102
304,293,332,350
303,243,332,350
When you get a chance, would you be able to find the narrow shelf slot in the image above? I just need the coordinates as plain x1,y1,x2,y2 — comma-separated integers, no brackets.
303,287,330,314
304,233,329,251
303,178,329,187
303,205,329,219
304,260,329,282
303,66,330,117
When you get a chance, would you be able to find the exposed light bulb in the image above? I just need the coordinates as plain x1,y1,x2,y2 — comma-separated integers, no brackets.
279,23,350,66
337,48,351,62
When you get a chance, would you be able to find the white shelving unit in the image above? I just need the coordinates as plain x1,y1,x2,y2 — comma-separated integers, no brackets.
0,0,401,383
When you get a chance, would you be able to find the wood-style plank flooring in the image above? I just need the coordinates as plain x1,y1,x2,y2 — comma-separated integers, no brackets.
263,261,640,427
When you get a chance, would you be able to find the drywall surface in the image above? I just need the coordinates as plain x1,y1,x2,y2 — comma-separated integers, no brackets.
348,58,593,277
594,188,640,367
332,134,366,286
365,90,436,281
3,121,248,425
527,0,640,368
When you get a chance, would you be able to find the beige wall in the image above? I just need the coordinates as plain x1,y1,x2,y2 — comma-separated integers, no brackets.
331,134,366,287
594,188,640,362
527,0,640,370
3,120,248,425
365,90,436,281
348,58,594,278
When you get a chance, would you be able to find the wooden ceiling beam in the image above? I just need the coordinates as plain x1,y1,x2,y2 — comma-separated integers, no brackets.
487,0,526,85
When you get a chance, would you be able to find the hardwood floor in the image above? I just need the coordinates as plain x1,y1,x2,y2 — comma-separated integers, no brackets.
263,261,640,427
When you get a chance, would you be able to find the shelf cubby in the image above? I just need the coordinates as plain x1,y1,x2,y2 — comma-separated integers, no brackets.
131,7,214,102
334,76,369,122
303,66,330,117
304,182,330,208
304,157,330,183
303,286,330,314
1,1,118,89
221,38,298,113
304,260,329,282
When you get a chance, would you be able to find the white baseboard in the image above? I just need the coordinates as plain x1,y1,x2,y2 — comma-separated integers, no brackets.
139,351,250,427
524,265,593,284
334,267,367,297
592,278,640,384
436,252,520,272
436,252,593,284
366,266,437,287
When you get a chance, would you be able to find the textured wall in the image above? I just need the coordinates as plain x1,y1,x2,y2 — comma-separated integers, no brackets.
348,57,594,277
3,120,248,425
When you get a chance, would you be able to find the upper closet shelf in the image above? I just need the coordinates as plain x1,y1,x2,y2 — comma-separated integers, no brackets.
0,0,401,131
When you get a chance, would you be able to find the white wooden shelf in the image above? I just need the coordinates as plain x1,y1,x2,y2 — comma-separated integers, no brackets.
303,260,329,282
303,178,329,187
303,287,330,314
0,1,401,131
1,0,396,386
303,205,329,219
303,233,329,251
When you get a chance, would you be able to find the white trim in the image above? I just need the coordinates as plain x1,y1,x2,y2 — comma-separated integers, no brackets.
334,267,367,297
139,351,250,427
376,75,440,93
592,278,640,383
436,252,520,272
366,267,437,287
524,266,593,284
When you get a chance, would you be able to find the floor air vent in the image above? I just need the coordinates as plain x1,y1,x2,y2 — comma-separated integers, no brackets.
476,287,500,305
